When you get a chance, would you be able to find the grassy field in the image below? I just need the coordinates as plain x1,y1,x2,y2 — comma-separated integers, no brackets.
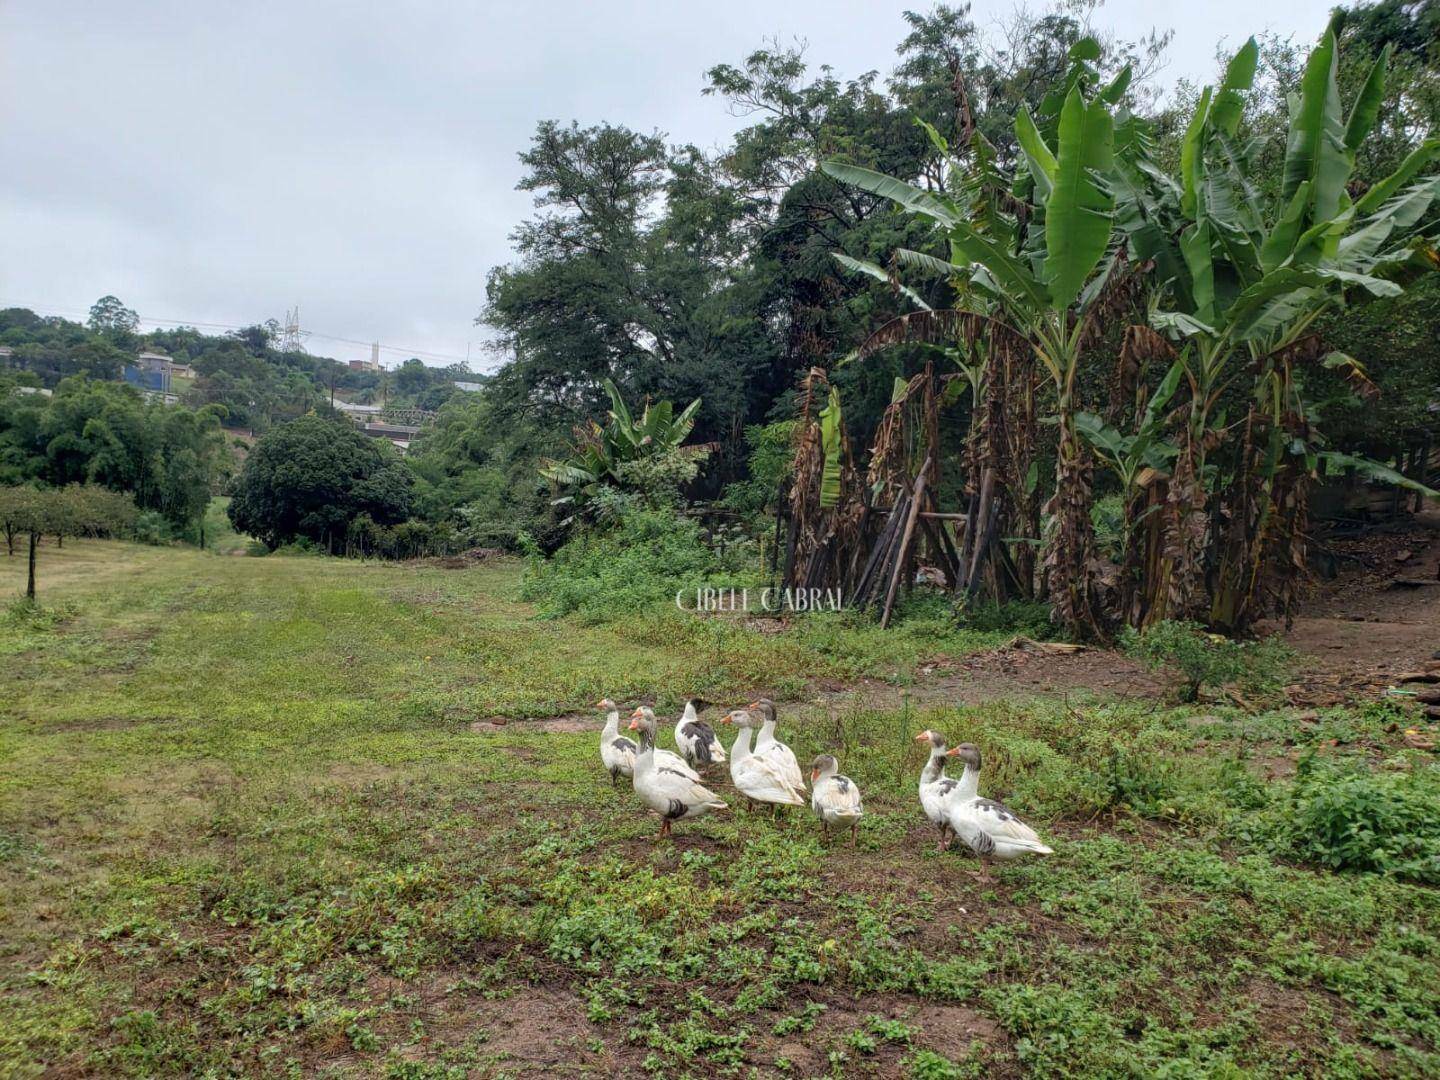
2,540,1438,1078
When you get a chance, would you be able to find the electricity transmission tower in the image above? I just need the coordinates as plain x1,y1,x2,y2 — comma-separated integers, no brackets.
277,306,307,353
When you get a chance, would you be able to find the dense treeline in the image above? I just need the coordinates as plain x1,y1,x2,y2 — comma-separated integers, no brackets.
0,377,227,543
405,0,1440,550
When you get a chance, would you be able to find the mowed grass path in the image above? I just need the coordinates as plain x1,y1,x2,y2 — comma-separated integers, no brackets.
2,540,1438,1077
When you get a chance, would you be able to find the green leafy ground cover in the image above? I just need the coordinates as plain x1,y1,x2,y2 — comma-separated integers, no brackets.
2,539,1438,1077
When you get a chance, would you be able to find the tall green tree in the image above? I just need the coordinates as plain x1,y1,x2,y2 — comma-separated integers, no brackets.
87,295,139,336
227,414,414,551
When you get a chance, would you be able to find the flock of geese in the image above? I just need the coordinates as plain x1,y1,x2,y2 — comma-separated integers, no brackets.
597,698,1053,873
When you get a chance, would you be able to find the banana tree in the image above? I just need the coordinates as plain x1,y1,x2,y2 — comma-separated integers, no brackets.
1074,356,1183,621
1119,26,1440,630
829,123,1046,601
539,379,705,508
825,44,1129,638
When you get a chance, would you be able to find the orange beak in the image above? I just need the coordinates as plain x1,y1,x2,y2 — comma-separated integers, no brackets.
747,701,760,709
946,746,961,756
718,712,733,724
627,717,640,730
913,730,931,743
810,768,819,782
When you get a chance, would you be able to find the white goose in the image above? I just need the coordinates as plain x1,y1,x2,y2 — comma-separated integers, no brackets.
627,706,701,782
944,743,1053,877
627,708,728,837
747,698,806,795
597,699,638,786
809,754,864,845
721,710,806,811
674,699,726,769
915,729,969,850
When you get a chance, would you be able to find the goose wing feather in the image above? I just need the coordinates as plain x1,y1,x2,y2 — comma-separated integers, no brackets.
733,756,806,805
638,763,726,815
813,776,863,820
948,797,1051,853
654,749,700,781
757,740,805,791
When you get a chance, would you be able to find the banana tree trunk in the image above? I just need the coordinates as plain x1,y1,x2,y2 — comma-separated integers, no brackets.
1147,432,1209,626
1044,410,1107,641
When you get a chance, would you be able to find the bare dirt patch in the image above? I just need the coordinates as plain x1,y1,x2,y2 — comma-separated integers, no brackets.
808,639,1168,713
470,714,592,733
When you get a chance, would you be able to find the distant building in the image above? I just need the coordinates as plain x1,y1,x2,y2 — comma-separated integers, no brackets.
121,364,180,405
132,350,194,384
453,380,483,393
333,400,383,417
10,385,51,398
348,342,383,372
124,364,170,394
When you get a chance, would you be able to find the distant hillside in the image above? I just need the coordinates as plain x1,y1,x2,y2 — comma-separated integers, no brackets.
0,303,476,432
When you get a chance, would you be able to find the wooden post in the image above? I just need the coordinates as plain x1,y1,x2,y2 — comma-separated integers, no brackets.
963,467,994,591
881,458,930,628
27,531,37,600
854,492,907,609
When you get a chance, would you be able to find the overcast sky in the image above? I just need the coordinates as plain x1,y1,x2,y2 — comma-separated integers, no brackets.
1,0,1335,370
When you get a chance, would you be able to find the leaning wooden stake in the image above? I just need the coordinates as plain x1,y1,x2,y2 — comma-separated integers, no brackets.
962,467,994,592
853,489,908,608
881,459,930,628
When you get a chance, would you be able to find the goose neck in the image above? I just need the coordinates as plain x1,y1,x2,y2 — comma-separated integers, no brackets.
956,762,979,800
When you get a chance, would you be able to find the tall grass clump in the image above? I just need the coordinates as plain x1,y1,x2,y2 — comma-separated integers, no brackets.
520,506,756,623
1120,620,1293,702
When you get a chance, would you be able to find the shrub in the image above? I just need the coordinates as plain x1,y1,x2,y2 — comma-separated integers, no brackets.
958,598,1057,638
130,510,172,545
1120,620,1293,702
520,507,754,622
1260,755,1440,883
718,420,799,520
611,449,702,506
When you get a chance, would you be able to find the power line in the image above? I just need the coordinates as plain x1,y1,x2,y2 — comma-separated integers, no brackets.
0,297,477,366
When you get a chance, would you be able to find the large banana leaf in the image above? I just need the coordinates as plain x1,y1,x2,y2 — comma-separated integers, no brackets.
1367,177,1440,234
1180,87,1212,217
819,162,963,228
1015,107,1057,200
670,397,701,444
1281,30,1349,222
832,253,933,311
1353,138,1440,215
1211,39,1259,136
1226,266,1401,339
1258,181,1311,272
893,248,960,280
603,379,636,447
1097,64,1133,106
1344,46,1390,152
1319,450,1438,497
947,220,1049,313
817,387,844,509
1043,88,1116,310
1180,223,1216,325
